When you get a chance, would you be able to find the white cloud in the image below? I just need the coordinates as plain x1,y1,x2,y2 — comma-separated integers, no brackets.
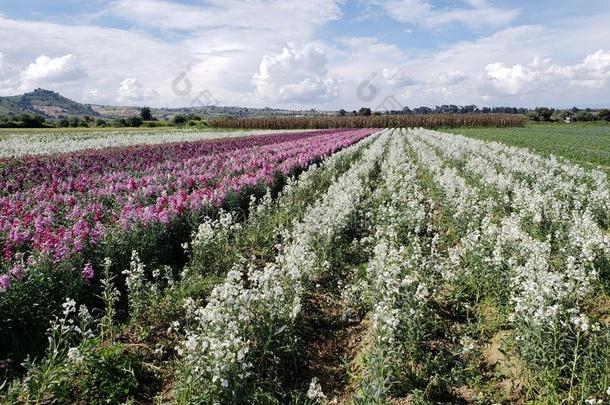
486,50,610,95
106,0,343,34
485,62,537,95
19,54,86,90
435,71,469,85
576,50,610,88
381,68,415,87
1,3,610,109
371,0,519,29
117,78,159,102
253,44,339,103
0,15,195,104
0,52,11,95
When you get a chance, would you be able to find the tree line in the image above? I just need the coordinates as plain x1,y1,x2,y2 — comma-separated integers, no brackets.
0,107,210,129
1,105,609,129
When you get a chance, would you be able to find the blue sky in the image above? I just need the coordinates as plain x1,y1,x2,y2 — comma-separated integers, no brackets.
1,0,609,109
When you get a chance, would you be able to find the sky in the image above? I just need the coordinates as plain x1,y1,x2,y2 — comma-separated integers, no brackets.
0,0,609,110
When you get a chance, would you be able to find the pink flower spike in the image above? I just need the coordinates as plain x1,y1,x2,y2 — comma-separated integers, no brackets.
0,274,10,292
11,264,24,281
81,262,95,282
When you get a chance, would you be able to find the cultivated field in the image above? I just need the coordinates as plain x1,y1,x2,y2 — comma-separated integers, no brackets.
210,113,525,130
1,127,609,404
452,122,610,175
0,128,297,158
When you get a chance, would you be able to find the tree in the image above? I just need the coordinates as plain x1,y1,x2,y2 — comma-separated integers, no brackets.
338,109,347,116
68,116,80,128
598,109,610,121
96,118,107,127
127,115,144,127
17,113,45,128
140,107,153,121
573,111,595,122
528,107,555,121
57,117,70,127
172,114,187,125
358,107,372,116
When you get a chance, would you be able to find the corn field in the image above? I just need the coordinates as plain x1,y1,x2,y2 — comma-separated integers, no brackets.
209,113,526,130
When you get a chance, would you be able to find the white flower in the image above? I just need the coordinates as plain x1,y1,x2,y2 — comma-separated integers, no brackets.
460,336,477,354
67,347,84,364
306,377,327,402
62,298,77,317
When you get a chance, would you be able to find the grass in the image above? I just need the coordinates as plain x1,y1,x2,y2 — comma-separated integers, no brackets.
448,121,610,174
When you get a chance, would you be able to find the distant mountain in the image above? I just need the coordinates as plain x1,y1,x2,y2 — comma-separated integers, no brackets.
0,88,101,118
0,88,333,120
91,104,333,120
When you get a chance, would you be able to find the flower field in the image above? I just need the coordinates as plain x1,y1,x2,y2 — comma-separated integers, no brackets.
2,128,610,404
0,129,296,158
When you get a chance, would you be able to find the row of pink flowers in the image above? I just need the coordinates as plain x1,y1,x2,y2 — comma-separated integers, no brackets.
0,129,375,288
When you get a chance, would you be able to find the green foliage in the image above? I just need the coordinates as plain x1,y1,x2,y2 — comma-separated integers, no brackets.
70,342,139,404
0,113,49,128
172,114,187,125
358,107,372,116
140,107,153,121
0,263,87,371
526,107,554,122
127,115,143,127
451,122,610,175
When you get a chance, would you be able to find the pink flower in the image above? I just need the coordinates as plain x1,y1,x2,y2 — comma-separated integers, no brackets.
11,264,24,281
81,263,94,282
0,129,375,268
0,274,10,292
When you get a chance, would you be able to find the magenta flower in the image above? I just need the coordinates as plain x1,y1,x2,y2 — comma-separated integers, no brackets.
0,274,10,291
81,263,94,282
0,129,375,275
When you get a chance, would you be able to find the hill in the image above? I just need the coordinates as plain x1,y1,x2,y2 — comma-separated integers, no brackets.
0,88,101,118
0,89,333,120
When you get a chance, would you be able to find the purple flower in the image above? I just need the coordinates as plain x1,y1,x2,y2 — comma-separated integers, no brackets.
11,264,24,281
81,263,95,282
0,274,10,292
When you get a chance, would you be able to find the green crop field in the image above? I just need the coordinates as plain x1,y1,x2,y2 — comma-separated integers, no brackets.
449,122,610,174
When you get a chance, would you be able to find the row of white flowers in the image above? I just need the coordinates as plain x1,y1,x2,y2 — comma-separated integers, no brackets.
407,128,610,401
346,129,435,402
0,129,292,157
174,129,390,403
410,128,609,328
413,128,610,226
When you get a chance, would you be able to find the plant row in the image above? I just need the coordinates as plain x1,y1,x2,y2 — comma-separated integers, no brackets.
1,129,384,403
0,129,292,158
406,128,610,404
209,114,525,130
0,128,374,373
